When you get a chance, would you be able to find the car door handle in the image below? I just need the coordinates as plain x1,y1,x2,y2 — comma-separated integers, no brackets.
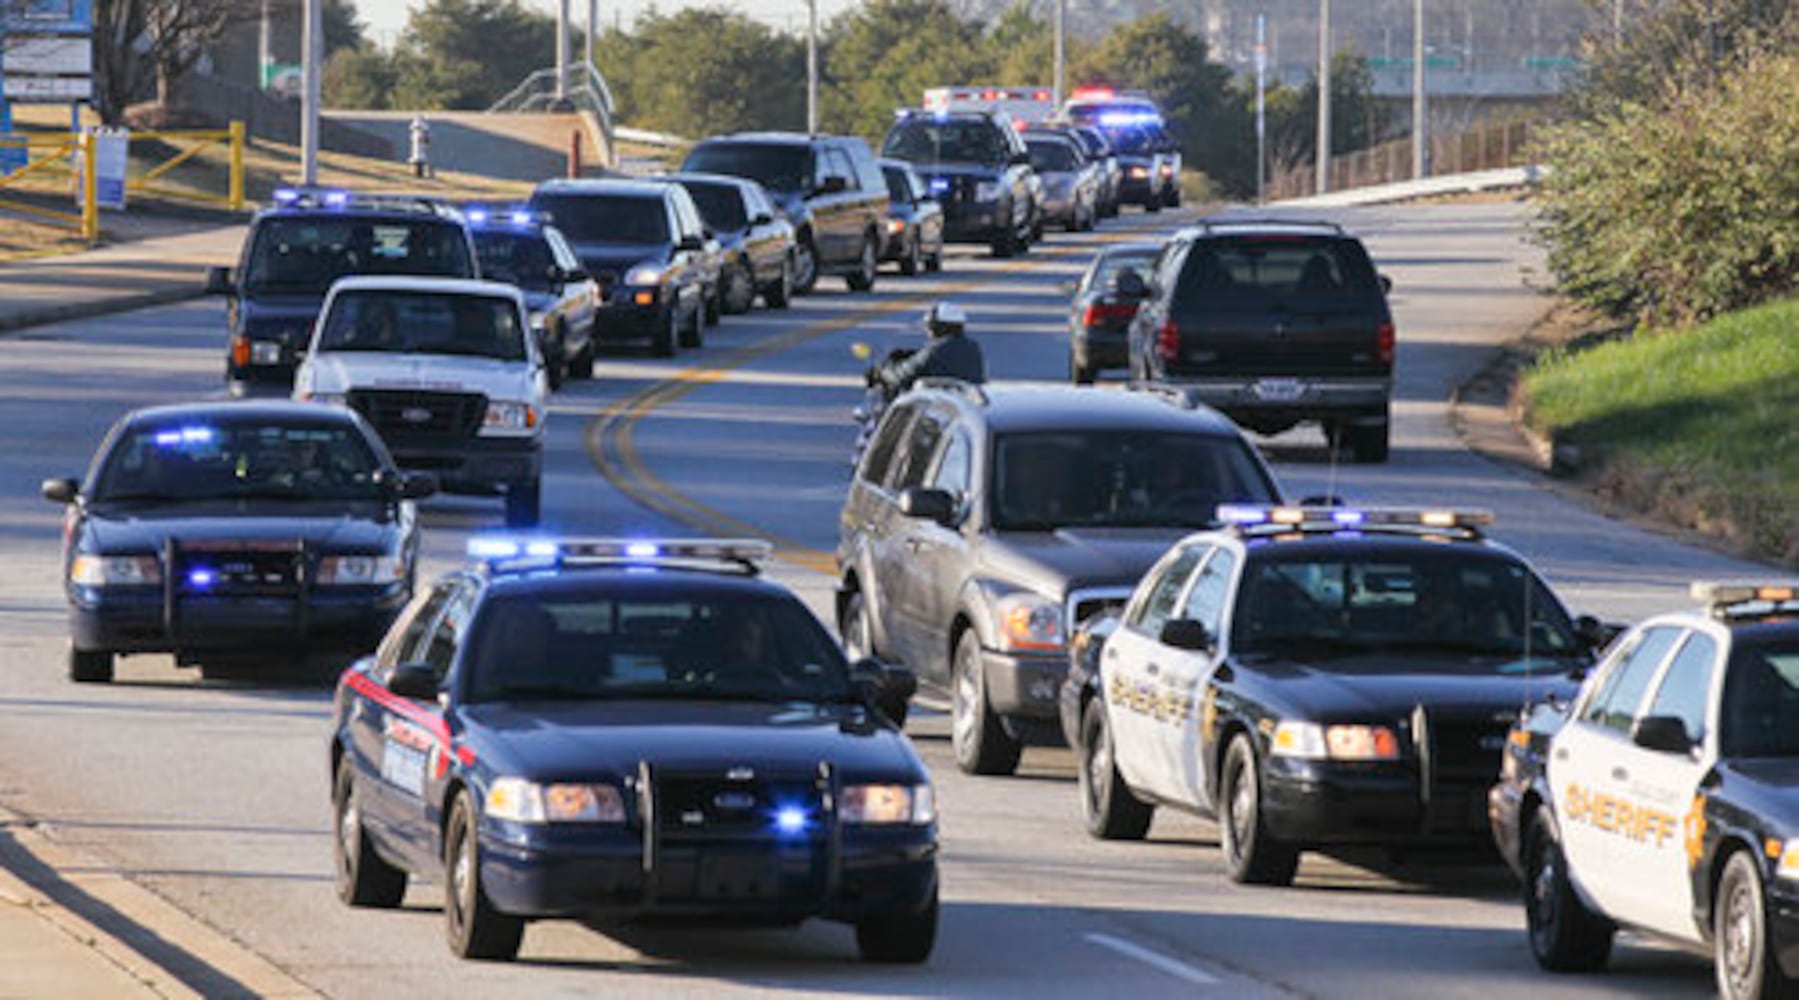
1554,748,1569,760
1104,648,1117,659
1611,766,1629,782
1147,663,1160,676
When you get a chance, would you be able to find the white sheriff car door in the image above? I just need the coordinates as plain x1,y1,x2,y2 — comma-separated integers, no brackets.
1104,543,1204,803
1158,544,1237,811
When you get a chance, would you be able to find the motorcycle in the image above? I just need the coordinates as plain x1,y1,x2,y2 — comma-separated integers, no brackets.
849,342,914,468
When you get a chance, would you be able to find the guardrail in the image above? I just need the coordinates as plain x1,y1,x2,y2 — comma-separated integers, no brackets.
0,122,245,243
1267,118,1537,202
489,63,615,138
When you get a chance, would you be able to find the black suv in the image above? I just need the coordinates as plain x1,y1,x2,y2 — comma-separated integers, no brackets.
205,188,478,393
836,382,1282,775
527,179,712,357
681,132,888,295
1128,218,1397,462
881,110,1037,258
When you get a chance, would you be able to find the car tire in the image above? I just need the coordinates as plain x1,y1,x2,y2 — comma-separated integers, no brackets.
334,761,407,908
504,479,541,529
1070,354,1095,385
951,629,1022,776
841,590,874,662
1144,197,1161,214
1716,850,1791,1000
444,791,524,961
1080,699,1153,840
1350,421,1390,464
544,326,567,391
569,336,595,379
1219,734,1299,885
68,646,113,684
846,235,878,292
765,255,794,309
926,246,943,273
722,260,754,314
679,299,704,349
899,236,921,277
793,236,819,295
1523,811,1614,972
855,883,937,964
652,307,677,358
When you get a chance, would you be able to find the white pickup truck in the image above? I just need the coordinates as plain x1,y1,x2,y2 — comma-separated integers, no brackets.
294,276,549,526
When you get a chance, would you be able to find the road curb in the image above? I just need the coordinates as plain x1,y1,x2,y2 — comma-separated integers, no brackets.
0,805,320,999
0,286,207,337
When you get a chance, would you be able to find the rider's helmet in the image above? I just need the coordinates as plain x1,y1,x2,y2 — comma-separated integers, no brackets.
924,301,967,339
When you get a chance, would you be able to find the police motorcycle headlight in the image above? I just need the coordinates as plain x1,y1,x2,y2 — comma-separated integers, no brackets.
316,551,407,586
624,262,665,286
975,181,1003,201
483,400,540,432
486,777,627,824
70,554,161,586
840,783,936,825
1270,720,1401,761
993,592,1064,652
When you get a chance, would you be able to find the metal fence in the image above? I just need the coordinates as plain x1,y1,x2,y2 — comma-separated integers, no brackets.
0,122,245,243
1266,119,1538,201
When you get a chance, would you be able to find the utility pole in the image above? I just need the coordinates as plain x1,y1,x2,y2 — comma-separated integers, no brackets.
1053,0,1066,108
1613,0,1623,48
258,0,271,89
1412,0,1427,179
806,0,819,133
1316,0,1331,195
555,0,571,105
586,0,597,75
301,0,320,185
1255,13,1267,203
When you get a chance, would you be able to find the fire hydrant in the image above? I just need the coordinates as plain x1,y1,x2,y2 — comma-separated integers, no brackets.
408,115,432,178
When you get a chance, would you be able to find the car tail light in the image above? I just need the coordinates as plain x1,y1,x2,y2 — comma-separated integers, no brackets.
1157,318,1180,361
1080,302,1138,326
231,335,250,368
1377,321,1395,365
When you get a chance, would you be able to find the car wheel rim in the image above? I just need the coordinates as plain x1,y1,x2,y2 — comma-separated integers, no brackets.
1084,718,1109,813
1228,759,1253,860
1724,878,1755,990
952,646,979,752
861,241,875,282
844,601,869,660
337,788,357,877
796,245,816,287
1529,842,1559,931
451,829,473,929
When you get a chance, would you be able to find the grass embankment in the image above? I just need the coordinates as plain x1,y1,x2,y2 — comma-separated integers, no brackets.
1522,297,1799,565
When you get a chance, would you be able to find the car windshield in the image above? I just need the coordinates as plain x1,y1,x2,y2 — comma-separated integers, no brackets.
241,218,472,295
529,193,669,244
93,421,384,503
463,589,855,703
1109,126,1159,155
1028,140,1078,173
1230,551,1583,664
883,120,1011,166
1720,640,1799,757
1176,236,1383,309
1088,250,1159,292
883,167,916,203
472,230,555,293
682,143,809,195
681,183,748,232
990,431,1277,530
316,290,526,361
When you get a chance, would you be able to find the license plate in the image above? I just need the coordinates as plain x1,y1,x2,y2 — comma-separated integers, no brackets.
251,342,283,365
1251,378,1305,402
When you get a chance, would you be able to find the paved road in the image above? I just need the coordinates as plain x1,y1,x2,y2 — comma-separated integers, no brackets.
0,202,1761,997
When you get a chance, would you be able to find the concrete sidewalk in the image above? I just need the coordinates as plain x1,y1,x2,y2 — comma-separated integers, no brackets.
0,225,244,334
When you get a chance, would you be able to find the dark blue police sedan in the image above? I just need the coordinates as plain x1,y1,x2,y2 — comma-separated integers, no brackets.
328,538,938,962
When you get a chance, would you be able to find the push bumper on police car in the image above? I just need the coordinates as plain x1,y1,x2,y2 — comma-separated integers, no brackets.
1261,755,1495,847
70,573,405,660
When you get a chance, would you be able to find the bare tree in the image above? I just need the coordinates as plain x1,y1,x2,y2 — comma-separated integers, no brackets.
90,0,266,123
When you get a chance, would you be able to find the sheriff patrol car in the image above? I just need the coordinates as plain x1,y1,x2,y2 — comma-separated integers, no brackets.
1490,581,1799,1000
293,276,549,527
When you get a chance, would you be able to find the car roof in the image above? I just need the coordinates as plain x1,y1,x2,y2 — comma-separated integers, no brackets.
480,565,795,601
1227,534,1516,562
326,275,525,302
698,132,839,147
1094,241,1163,258
655,172,755,193
910,382,1245,436
1178,218,1351,240
121,399,363,428
531,178,673,200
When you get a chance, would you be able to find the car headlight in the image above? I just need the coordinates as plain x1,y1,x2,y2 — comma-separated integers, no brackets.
1270,721,1401,761
994,592,1064,652
975,181,1003,201
299,391,347,407
70,554,161,586
528,311,549,334
1128,166,1149,179
624,262,665,286
483,401,539,431
316,553,406,586
841,783,936,825
886,218,906,235
485,777,626,824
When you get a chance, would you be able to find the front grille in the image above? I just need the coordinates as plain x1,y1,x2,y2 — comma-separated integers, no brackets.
645,767,830,904
1418,708,1514,832
655,770,823,841
174,542,303,596
347,389,485,440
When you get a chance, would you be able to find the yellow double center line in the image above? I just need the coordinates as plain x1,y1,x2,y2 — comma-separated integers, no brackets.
582,215,1187,577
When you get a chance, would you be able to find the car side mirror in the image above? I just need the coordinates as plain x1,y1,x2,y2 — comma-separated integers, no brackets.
1632,715,1694,755
817,175,849,195
204,266,235,295
397,471,438,500
1574,614,1621,653
898,487,957,527
41,477,79,505
850,657,917,726
753,212,773,226
677,235,705,252
1010,151,1030,166
1159,617,1215,653
1379,273,1394,295
388,662,440,701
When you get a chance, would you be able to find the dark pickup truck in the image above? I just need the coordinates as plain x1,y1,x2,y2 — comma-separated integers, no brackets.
1126,219,1396,462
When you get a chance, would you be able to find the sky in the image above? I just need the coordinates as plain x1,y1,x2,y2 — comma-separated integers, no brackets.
354,0,860,47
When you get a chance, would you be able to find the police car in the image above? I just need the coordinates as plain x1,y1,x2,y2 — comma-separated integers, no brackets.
1490,581,1799,999
293,276,549,527
328,538,938,962
1062,505,1603,884
465,206,599,390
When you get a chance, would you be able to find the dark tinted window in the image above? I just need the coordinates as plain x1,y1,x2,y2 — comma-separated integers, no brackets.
380,584,454,673
1184,549,1237,635
1129,545,1204,635
1085,249,1159,293
242,218,472,294
889,410,947,491
883,120,1011,166
1027,139,1078,172
682,143,809,195
1720,638,1799,757
883,166,915,202
682,182,748,232
95,419,383,503
317,290,526,361
529,193,669,244
859,403,916,486
473,230,555,292
1231,551,1582,663
990,431,1276,530
464,588,853,702
1175,236,1382,309
1584,626,1681,731
1646,633,1717,744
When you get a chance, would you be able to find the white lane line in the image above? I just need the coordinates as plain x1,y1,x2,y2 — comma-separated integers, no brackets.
1084,932,1221,986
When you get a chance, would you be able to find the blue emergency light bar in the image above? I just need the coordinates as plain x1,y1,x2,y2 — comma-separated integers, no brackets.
465,205,540,228
466,536,774,575
1216,504,1494,539
1692,581,1799,619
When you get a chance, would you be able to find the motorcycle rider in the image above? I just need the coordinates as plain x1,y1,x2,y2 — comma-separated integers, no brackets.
872,301,986,398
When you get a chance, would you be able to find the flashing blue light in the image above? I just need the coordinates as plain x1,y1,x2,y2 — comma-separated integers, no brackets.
467,537,521,559
524,540,559,558
510,211,533,226
773,806,809,837
153,426,215,447
928,178,951,195
1216,504,1268,525
272,187,300,204
467,208,490,225
323,190,350,208
188,568,216,589
1098,111,1160,127
1331,509,1366,526
625,542,660,559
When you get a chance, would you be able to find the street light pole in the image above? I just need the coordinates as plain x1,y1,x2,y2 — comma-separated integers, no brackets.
586,0,597,76
300,0,320,185
555,0,570,104
1053,0,1065,108
1412,0,1427,179
1255,13,1267,204
807,0,819,133
1316,0,1331,195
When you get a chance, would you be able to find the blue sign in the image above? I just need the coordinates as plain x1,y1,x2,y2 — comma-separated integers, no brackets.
3,0,94,34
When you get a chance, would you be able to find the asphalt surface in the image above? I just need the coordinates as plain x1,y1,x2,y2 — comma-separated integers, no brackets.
0,201,1765,997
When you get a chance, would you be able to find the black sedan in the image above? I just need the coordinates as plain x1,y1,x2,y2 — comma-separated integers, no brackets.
879,159,944,276
467,208,600,389
329,538,938,962
43,401,433,683
654,173,796,314
1067,241,1160,383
